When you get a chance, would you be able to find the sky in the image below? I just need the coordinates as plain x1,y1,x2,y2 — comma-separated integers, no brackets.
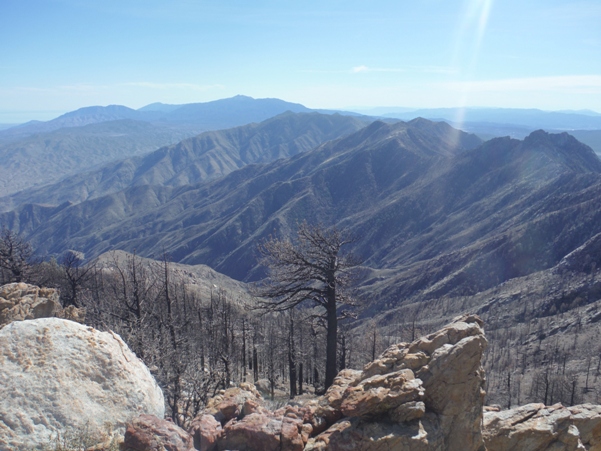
1,0,600,122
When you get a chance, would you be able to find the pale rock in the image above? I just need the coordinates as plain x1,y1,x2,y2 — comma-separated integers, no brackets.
568,404,601,450
483,403,601,451
304,416,436,451
0,282,85,328
0,317,164,451
340,369,424,418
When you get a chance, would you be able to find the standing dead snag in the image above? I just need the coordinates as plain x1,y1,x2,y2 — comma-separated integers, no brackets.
254,222,359,390
0,227,36,284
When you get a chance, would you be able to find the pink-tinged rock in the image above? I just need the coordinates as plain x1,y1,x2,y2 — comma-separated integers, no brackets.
220,413,283,451
281,417,305,451
0,283,59,327
0,283,86,329
189,414,223,451
124,414,195,451
314,369,361,426
204,385,265,423
309,314,488,451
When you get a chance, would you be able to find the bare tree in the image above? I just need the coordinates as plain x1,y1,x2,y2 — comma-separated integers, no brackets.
60,250,95,308
254,222,359,389
0,227,36,283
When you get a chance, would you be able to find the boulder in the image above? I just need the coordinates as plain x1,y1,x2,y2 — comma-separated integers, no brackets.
218,406,309,451
202,384,266,424
124,414,195,451
191,385,312,451
0,317,164,450
189,414,223,451
483,403,601,451
313,369,361,426
0,282,85,328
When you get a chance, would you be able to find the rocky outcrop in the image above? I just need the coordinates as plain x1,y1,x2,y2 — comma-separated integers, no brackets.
0,317,164,451
305,314,488,451
124,414,195,451
483,403,601,451
0,282,85,328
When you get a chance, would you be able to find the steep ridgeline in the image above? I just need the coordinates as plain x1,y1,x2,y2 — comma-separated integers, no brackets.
4,121,601,312
1,118,479,272
0,112,368,210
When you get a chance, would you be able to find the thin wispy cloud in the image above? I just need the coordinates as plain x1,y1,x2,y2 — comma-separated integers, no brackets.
351,66,405,74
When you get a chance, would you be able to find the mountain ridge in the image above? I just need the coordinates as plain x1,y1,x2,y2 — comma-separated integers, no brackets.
2,122,600,316
0,112,370,210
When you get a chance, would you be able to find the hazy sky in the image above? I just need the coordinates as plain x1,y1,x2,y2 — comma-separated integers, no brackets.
1,0,600,122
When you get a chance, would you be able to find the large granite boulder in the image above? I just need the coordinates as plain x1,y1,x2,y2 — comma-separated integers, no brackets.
0,282,85,328
0,317,164,450
483,403,601,451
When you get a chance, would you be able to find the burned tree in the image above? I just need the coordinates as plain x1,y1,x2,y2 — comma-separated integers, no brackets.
0,227,36,284
254,222,359,390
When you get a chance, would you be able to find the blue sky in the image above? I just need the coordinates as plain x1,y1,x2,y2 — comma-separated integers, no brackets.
1,0,600,122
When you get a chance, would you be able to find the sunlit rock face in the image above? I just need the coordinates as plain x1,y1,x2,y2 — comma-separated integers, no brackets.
0,317,164,451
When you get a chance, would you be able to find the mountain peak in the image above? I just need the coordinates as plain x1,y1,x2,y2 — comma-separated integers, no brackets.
521,129,601,173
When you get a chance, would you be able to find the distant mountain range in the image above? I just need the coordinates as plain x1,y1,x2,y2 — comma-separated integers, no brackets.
0,95,313,142
0,96,365,198
378,107,601,130
2,97,601,314
5,116,601,318
0,112,369,210
352,106,601,154
0,120,194,197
